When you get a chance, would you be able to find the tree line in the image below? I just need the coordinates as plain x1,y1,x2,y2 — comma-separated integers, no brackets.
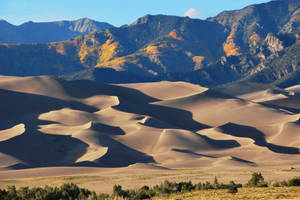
0,172,299,199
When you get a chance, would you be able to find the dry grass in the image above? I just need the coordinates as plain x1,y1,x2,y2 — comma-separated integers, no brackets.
154,187,300,200
1,166,300,194
0,175,111,193
1,172,300,199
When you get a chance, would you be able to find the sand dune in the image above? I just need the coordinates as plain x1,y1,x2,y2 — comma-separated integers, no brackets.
154,89,295,127
0,76,70,100
218,122,300,154
0,124,25,141
262,95,300,114
0,75,300,174
121,81,208,101
39,108,96,126
270,120,300,148
286,85,300,95
216,82,292,102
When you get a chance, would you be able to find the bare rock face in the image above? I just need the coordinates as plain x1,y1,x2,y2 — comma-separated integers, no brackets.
281,6,300,33
265,33,284,55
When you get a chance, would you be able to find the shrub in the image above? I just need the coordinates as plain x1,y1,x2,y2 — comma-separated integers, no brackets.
247,172,265,187
273,182,281,187
257,181,268,187
202,181,214,190
288,177,300,186
179,181,194,192
0,189,8,200
214,176,219,186
134,189,151,200
0,184,93,200
227,185,238,194
273,178,300,187
280,180,288,187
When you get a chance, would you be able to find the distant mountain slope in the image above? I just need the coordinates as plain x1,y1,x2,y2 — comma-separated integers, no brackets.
207,0,300,87
0,18,114,44
0,0,299,87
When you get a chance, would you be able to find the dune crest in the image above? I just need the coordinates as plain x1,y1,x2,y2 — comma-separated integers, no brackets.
0,124,25,141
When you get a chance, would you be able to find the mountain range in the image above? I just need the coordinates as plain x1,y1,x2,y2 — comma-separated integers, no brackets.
0,0,299,87
0,18,113,44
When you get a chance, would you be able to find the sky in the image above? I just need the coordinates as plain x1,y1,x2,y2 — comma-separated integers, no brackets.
0,0,271,26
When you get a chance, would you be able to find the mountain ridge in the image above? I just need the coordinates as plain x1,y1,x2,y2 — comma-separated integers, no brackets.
0,0,299,87
0,18,114,44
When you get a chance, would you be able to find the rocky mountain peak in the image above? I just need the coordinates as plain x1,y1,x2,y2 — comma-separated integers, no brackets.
131,14,153,25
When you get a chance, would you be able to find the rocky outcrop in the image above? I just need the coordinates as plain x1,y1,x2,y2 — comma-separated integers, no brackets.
265,33,284,55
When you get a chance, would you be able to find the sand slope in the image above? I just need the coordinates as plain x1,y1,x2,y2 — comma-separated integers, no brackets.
0,76,299,172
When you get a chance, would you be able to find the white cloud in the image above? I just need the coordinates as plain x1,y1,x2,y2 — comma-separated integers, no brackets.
184,8,201,18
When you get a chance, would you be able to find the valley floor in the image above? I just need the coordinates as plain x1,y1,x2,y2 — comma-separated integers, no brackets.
0,165,300,194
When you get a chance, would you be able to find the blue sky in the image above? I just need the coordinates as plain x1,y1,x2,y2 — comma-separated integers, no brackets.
1,0,271,26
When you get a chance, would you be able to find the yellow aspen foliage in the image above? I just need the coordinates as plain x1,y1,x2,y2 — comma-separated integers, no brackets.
223,32,240,57
145,43,168,55
192,56,205,70
99,39,120,62
250,33,262,42
168,30,183,40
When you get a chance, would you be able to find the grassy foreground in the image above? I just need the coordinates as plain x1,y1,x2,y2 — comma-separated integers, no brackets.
154,187,300,200
1,173,300,199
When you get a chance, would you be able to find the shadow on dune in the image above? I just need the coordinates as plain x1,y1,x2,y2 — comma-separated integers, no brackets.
171,148,256,165
55,79,160,103
42,79,210,131
202,89,245,100
0,89,99,130
197,133,240,149
172,148,217,158
138,117,179,129
0,122,156,168
0,88,101,168
0,88,98,130
55,79,212,131
260,102,300,114
114,97,210,132
0,88,98,116
0,81,207,168
260,94,300,114
5,163,31,170
90,122,126,135
91,135,155,167
0,124,89,168
230,156,256,165
0,118,58,132
219,123,300,154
